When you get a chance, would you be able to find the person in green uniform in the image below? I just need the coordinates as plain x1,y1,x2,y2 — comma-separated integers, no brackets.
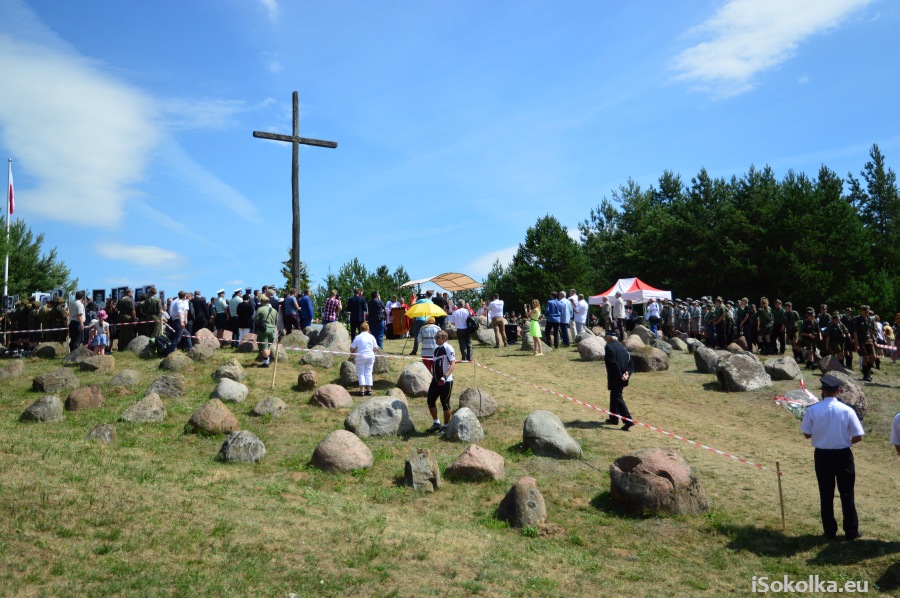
799,307,819,369
783,301,801,361
840,307,856,370
51,297,69,343
117,288,137,352
254,294,278,367
756,297,773,355
37,300,52,343
853,305,877,383
771,298,786,355
824,312,851,359
139,287,163,337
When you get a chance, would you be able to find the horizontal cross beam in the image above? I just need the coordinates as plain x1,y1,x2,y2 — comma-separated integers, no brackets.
252,131,338,148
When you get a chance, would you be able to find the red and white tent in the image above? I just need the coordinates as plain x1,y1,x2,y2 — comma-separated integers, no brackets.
589,277,672,305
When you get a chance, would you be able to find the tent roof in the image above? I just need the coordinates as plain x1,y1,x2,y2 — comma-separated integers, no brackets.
401,272,483,292
589,277,672,305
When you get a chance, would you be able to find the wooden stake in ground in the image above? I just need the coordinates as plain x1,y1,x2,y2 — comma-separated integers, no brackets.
270,340,281,390
252,92,337,292
776,461,786,532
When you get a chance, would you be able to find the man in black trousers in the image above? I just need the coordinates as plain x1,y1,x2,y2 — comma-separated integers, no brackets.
603,332,635,431
800,374,864,541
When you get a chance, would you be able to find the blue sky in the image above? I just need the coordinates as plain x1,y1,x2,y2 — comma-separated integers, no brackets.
1,0,898,300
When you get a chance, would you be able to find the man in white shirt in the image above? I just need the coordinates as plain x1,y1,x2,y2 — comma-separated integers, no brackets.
449,299,472,361
800,374,864,541
612,292,627,340
487,294,507,348
646,298,661,339
168,290,192,350
67,291,86,351
574,294,589,334
567,289,579,340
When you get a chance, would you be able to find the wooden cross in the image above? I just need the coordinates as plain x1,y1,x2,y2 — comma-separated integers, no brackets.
253,91,337,292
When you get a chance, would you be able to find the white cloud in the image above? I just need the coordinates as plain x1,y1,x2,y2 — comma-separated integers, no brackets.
798,75,810,85
465,246,518,280
259,0,279,22
95,243,182,267
159,98,248,130
672,0,871,97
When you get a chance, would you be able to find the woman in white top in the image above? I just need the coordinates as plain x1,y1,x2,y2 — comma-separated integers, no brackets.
350,321,378,396
88,309,111,355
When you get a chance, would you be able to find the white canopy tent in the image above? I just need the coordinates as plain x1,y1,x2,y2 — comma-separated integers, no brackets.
588,277,672,305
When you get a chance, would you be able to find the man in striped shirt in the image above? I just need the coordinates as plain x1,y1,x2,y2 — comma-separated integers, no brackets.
322,289,342,324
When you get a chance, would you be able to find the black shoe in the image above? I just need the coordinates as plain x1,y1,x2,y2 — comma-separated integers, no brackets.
845,531,862,541
824,533,838,542
621,422,634,432
426,422,442,434
603,418,620,425
409,351,417,356
259,362,270,368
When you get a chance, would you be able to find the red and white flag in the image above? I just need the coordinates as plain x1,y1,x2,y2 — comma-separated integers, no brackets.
6,162,13,215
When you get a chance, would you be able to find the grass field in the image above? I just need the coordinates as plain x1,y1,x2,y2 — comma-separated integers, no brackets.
0,334,897,597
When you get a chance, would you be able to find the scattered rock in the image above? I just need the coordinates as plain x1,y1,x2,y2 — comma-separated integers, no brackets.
20,395,64,423
213,359,246,383
693,345,720,373
296,370,318,391
344,397,414,437
630,325,653,344
303,326,320,346
63,345,93,365
212,378,249,403
340,360,358,387
735,336,749,351
217,430,266,463
577,336,607,361
726,342,744,354
609,448,710,515
623,335,645,352
520,334,552,353
825,371,868,420
251,396,288,417
80,355,116,373
497,476,546,527
316,322,351,353
574,329,595,344
120,393,166,423
237,333,258,352
148,374,185,398
86,423,116,442
0,360,24,380
445,445,505,481
188,344,216,362
649,338,672,356
458,387,498,418
311,430,373,473
310,384,354,409
475,327,496,346
33,342,69,359
186,399,240,434
404,448,441,492
194,328,220,350
818,354,850,376
32,367,79,393
523,410,582,459
127,335,151,356
373,351,392,374
397,362,432,397
65,385,104,411
109,369,140,389
664,337,688,351
444,407,484,443
716,353,772,392
629,346,669,372
159,351,190,371
299,350,334,369
685,338,702,354
764,355,802,381
281,330,310,349
591,326,606,336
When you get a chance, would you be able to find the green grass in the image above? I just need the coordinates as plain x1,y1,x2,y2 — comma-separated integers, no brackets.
0,336,897,596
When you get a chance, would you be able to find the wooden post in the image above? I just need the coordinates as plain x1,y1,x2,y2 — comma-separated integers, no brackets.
776,461,786,532
270,339,281,390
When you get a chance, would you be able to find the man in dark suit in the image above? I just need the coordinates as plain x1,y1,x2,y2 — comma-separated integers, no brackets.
347,288,368,340
603,332,635,431
191,290,210,335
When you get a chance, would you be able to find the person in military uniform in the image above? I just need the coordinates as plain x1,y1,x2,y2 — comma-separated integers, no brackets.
840,307,856,370
853,305,877,383
117,288,137,352
756,297,774,355
51,297,69,343
254,294,278,367
26,300,41,350
799,307,819,369
37,300,52,342
824,312,851,359
771,299,786,355
139,287,163,337
783,301,801,361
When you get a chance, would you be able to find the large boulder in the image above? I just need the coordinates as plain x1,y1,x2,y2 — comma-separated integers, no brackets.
65,385,104,411
80,355,116,373
316,322,351,354
237,333,258,353
194,328,220,350
693,345,720,373
734,336,750,351
0,360,25,380
63,345,93,365
497,477,546,527
300,350,334,369
373,351,392,374
296,370,318,391
20,395,64,423
716,354,772,392
630,325,653,344
281,330,309,349
825,371,868,420
186,399,240,434
344,397,414,437
86,424,116,443
577,336,606,361
339,360,358,387
609,448,710,515
212,378,249,403
629,346,669,372
34,342,69,359
404,448,441,492
623,335,645,352
188,344,216,362
126,335,151,356
213,359,246,383
32,367,79,393
385,387,407,402
726,342,744,354
475,327,496,346
818,355,850,376
303,326,320,346
764,355,802,381
217,430,266,463
310,384,354,409
397,362,432,397
311,430,373,473
109,369,140,389
251,396,288,417
445,445,505,482
444,407,484,443
685,338,702,354
159,351,191,372
520,334,552,354
574,329,595,344
664,337,688,352
120,393,166,423
147,374,185,398
522,410,582,459
458,388,498,418
649,338,672,356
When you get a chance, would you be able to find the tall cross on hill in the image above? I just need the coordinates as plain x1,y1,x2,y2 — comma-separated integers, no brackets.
253,91,337,292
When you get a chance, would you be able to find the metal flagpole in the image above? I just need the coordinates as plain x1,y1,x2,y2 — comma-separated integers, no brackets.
4,158,10,300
